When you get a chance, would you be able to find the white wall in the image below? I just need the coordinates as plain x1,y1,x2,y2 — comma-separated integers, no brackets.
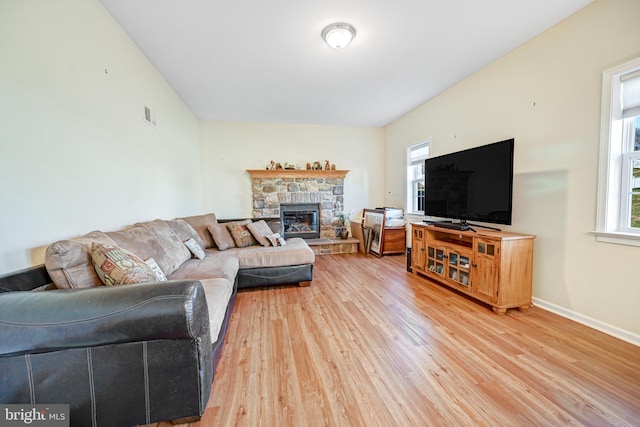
385,0,640,337
199,121,384,219
0,0,202,274
4,0,635,341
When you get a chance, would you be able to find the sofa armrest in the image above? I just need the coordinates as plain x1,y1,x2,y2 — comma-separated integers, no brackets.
0,280,210,357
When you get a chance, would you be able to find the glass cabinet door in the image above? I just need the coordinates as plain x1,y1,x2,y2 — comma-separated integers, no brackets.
447,250,471,287
459,255,470,286
435,249,444,274
448,253,459,281
427,245,445,277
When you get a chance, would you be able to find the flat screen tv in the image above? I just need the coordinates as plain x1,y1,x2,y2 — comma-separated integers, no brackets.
424,138,514,228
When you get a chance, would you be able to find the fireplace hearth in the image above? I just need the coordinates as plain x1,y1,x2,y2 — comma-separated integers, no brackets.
280,203,320,239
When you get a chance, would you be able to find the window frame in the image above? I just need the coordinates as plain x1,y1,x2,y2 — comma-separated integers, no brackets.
595,58,640,246
406,141,429,215
619,120,640,233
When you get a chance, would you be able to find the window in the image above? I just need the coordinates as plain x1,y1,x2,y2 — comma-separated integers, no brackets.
596,58,640,246
407,141,429,214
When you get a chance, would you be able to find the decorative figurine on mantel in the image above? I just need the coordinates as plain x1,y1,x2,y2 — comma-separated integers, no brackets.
268,160,337,171
266,161,283,170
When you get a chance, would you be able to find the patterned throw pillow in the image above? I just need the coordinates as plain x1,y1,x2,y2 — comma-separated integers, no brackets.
246,220,274,247
207,223,236,251
91,242,156,286
227,219,259,248
184,237,205,260
145,257,168,281
266,233,282,246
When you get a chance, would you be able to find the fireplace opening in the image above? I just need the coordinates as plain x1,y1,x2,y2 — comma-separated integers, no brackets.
280,203,320,239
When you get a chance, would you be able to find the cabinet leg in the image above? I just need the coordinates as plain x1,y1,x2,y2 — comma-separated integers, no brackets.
518,305,531,312
492,306,507,315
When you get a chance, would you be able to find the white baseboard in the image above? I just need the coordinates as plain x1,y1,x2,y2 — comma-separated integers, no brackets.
532,297,640,347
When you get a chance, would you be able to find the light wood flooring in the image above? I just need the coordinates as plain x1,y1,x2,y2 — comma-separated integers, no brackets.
151,254,640,426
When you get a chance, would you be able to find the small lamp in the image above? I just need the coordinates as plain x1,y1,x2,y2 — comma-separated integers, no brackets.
321,23,356,50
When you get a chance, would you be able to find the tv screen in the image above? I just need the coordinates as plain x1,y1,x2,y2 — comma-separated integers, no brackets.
424,138,514,225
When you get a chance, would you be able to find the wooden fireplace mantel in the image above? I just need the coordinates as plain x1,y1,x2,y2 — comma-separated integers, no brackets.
246,169,350,179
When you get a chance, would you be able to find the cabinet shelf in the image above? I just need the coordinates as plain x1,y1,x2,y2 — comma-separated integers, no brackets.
411,223,535,314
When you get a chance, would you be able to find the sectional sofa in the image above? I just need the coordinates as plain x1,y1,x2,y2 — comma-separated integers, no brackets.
0,213,315,426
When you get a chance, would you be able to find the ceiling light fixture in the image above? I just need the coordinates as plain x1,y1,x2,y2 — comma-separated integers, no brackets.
321,23,356,50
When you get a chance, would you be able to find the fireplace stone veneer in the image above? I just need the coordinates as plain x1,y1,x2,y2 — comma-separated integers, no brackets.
247,170,349,239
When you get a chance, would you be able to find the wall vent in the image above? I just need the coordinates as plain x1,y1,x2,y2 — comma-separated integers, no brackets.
144,106,156,127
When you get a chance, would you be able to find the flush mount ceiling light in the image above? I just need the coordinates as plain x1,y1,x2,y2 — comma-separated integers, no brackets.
321,23,356,50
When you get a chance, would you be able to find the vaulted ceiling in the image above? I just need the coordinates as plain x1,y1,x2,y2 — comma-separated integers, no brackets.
100,0,593,127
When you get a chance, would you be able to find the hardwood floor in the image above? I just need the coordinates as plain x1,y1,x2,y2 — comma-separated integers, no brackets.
151,254,640,426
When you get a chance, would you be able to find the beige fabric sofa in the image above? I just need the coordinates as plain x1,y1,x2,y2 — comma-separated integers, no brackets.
44,213,315,345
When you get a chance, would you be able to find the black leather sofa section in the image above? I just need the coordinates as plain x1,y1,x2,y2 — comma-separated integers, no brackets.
237,264,313,289
0,279,211,357
0,266,235,427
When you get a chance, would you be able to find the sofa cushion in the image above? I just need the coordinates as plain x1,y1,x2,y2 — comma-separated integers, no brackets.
167,252,239,285
199,277,235,342
137,219,192,273
212,237,314,269
247,220,273,247
91,242,156,286
227,220,258,248
45,231,117,289
207,223,236,251
165,218,205,249
184,238,205,260
107,221,190,277
179,213,217,249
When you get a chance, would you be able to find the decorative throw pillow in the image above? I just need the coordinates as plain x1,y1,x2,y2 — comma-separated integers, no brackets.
227,219,259,248
91,242,156,286
184,237,205,260
207,223,236,251
145,258,168,282
266,233,282,247
247,220,274,247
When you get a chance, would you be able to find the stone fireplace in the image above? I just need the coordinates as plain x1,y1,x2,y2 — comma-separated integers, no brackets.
247,169,349,239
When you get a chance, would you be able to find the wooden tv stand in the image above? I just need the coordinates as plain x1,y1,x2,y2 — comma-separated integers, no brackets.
411,223,535,314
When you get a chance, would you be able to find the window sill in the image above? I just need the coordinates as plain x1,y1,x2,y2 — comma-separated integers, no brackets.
405,213,424,222
592,231,640,247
